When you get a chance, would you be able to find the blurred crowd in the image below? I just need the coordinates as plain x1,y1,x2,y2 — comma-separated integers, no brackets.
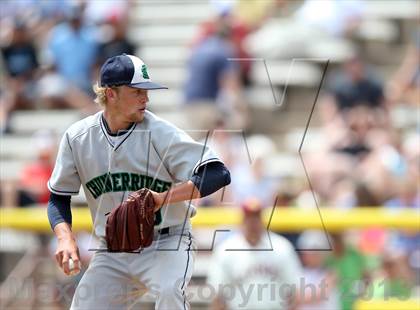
186,3,419,308
0,0,134,133
0,0,419,309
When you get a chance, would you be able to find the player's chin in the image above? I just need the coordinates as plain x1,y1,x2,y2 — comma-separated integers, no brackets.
131,110,146,122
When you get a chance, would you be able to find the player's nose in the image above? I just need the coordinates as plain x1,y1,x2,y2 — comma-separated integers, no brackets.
139,95,148,105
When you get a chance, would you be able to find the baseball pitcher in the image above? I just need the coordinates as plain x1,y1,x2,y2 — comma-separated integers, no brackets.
47,54,231,309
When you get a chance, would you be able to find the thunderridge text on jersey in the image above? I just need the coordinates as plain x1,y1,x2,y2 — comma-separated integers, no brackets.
86,172,172,199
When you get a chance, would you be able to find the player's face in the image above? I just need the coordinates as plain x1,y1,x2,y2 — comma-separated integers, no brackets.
115,86,149,122
242,211,264,246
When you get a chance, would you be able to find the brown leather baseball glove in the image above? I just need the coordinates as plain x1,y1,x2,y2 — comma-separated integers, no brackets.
105,188,156,252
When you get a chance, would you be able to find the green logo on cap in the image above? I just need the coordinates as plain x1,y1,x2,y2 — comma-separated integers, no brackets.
141,64,150,79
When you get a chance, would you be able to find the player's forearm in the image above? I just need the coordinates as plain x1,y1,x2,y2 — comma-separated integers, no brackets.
154,161,231,208
158,180,201,206
54,222,76,241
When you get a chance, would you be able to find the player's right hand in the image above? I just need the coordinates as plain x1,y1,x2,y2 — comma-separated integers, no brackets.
55,236,81,276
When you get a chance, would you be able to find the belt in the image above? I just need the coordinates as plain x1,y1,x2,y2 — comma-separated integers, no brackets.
154,224,190,238
93,225,189,252
157,227,170,235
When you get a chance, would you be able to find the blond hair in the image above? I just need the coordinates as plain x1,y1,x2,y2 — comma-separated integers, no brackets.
92,82,119,107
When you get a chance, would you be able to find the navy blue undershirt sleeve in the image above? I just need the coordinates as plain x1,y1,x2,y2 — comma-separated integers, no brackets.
190,161,231,197
47,193,72,230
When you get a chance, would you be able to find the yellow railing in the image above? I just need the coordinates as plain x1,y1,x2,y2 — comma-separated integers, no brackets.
354,298,420,310
0,207,419,233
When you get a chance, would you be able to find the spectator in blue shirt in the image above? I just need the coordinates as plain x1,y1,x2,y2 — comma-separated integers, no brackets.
184,29,238,103
184,25,247,132
46,5,98,95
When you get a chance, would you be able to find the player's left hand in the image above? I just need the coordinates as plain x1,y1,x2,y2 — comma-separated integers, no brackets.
149,190,165,212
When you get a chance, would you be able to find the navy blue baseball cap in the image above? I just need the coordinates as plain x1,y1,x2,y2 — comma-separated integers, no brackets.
100,54,168,90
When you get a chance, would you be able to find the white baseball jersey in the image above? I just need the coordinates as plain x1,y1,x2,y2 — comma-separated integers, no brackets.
48,110,220,238
208,232,302,310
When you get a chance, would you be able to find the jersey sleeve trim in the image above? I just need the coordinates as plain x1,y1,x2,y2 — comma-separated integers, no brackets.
65,133,73,152
71,123,101,142
192,158,222,175
48,181,80,196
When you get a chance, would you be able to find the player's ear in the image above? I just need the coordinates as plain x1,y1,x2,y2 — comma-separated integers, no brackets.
105,87,113,99
106,87,118,102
